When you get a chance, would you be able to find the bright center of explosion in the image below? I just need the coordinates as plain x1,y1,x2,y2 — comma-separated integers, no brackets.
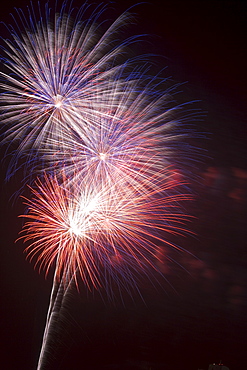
68,196,99,237
53,94,63,108
99,152,107,161
82,197,98,215
69,217,82,236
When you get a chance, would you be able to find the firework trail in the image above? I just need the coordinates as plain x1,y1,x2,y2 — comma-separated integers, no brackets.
35,267,73,370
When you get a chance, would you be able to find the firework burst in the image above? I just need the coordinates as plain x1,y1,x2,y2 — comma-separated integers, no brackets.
42,74,198,193
0,1,139,176
20,170,190,293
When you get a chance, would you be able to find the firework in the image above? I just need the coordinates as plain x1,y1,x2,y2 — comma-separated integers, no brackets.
42,74,198,193
0,1,139,178
20,171,190,293
0,2,199,369
19,165,192,368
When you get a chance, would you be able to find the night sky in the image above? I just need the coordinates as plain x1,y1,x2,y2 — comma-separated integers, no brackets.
0,1,246,370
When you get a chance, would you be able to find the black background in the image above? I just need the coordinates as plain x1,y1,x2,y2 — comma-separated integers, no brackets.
0,1,246,369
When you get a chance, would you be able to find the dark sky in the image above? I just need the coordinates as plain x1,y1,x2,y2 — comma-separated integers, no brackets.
0,1,246,370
